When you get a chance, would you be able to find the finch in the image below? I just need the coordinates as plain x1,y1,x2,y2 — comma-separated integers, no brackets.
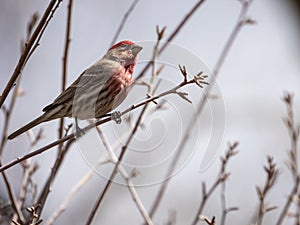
8,40,142,139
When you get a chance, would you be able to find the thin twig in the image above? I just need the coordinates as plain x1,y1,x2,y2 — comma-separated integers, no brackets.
1,166,24,223
0,80,25,224
0,135,75,172
275,92,300,225
220,143,240,225
110,0,140,46
282,92,299,180
191,142,239,225
151,26,166,79
296,192,300,225
220,180,227,225
255,156,278,225
12,137,40,224
276,176,300,225
25,0,63,65
17,161,39,213
35,139,74,222
191,180,223,225
0,0,61,108
44,168,94,225
0,81,20,155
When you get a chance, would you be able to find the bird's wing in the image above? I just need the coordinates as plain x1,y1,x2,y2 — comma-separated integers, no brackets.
42,61,117,113
42,71,82,112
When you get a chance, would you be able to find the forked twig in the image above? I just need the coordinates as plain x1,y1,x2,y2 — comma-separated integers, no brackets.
255,156,278,225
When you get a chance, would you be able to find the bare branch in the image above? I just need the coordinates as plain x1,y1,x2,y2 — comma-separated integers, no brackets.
275,92,300,225
255,156,278,225
191,142,239,225
220,142,239,225
35,139,74,221
11,137,41,224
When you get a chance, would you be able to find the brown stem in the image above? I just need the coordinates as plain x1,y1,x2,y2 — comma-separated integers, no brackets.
36,139,74,221
58,0,73,146
36,1,74,221
275,176,300,225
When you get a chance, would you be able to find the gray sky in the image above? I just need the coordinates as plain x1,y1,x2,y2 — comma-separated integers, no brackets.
0,0,300,224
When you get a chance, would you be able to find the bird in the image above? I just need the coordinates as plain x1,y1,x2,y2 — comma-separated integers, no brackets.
8,40,143,139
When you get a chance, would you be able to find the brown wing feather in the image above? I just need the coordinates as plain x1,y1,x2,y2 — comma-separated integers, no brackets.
42,61,116,113
42,70,86,112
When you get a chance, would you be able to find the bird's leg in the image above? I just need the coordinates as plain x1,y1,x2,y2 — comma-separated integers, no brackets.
74,117,85,137
111,111,122,124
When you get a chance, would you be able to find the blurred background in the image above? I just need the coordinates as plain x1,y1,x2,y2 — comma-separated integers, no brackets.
0,0,300,224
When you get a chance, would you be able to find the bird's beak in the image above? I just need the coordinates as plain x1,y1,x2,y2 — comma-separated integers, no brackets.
131,44,143,56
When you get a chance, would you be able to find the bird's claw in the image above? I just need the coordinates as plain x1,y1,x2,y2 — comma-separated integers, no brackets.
74,118,85,138
75,126,85,138
111,111,122,124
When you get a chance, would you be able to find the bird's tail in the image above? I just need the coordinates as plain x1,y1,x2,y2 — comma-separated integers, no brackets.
8,114,48,140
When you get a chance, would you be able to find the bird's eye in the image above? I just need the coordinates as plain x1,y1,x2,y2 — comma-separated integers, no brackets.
121,44,131,50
